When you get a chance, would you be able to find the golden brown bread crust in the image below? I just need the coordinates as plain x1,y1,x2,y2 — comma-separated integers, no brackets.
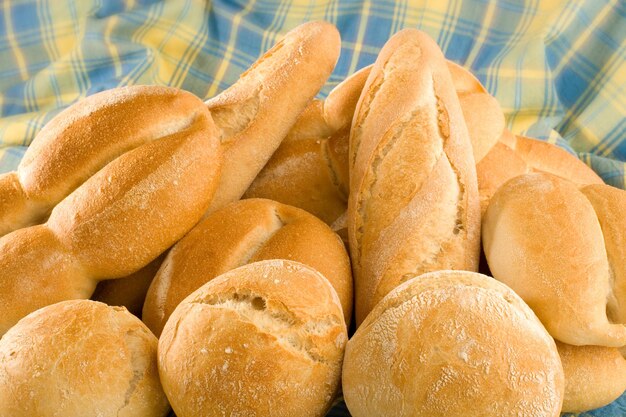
143,198,352,335
0,91,222,335
324,65,372,131
92,255,164,317
483,173,626,346
458,92,504,162
476,132,603,217
246,60,501,225
580,184,626,324
558,342,626,413
205,21,341,212
476,139,528,215
0,300,169,417
515,135,603,184
0,86,208,237
342,270,564,417
348,29,480,324
243,123,350,224
446,60,487,93
244,65,366,225
158,260,347,417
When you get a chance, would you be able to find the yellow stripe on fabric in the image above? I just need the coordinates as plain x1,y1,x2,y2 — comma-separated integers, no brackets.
206,0,258,98
553,0,617,74
104,15,123,79
465,1,496,67
348,0,371,75
3,0,30,81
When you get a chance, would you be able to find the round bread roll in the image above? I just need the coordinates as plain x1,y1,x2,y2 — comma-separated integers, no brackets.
0,300,169,417
342,270,564,417
558,342,626,413
158,259,347,417
143,198,352,335
483,173,626,346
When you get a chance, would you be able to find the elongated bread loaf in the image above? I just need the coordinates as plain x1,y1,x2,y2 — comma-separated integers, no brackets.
0,86,213,237
0,88,221,335
245,60,502,225
0,300,169,417
348,29,480,324
158,260,347,417
244,66,369,224
342,271,564,417
483,173,626,346
205,21,341,212
557,342,626,413
143,198,352,335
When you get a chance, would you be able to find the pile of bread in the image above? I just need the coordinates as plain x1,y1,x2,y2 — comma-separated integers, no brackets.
0,21,624,417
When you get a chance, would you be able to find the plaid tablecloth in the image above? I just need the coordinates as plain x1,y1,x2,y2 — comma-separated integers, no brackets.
1,0,625,415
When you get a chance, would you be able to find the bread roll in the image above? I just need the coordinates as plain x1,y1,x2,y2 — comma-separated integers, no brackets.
446,60,486,93
342,270,564,417
244,66,369,224
477,132,603,215
0,300,168,417
92,255,164,317
205,21,341,212
515,135,603,185
158,260,346,417
0,91,221,335
483,173,626,346
348,29,480,324
0,86,210,238
143,198,352,335
558,342,626,413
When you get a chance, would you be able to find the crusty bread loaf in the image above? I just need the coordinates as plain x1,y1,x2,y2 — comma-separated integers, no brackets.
143,198,352,335
476,131,603,215
515,135,603,184
0,90,221,335
245,60,502,224
0,86,210,238
342,270,564,417
244,66,368,224
483,173,626,346
0,300,169,417
243,108,349,224
557,342,626,413
205,21,341,212
158,260,347,417
348,29,480,324
92,255,164,317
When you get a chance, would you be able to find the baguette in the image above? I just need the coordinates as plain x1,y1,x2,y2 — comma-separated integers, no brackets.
205,21,341,212
483,173,626,346
348,29,480,324
143,198,352,335
245,60,502,224
0,88,221,335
